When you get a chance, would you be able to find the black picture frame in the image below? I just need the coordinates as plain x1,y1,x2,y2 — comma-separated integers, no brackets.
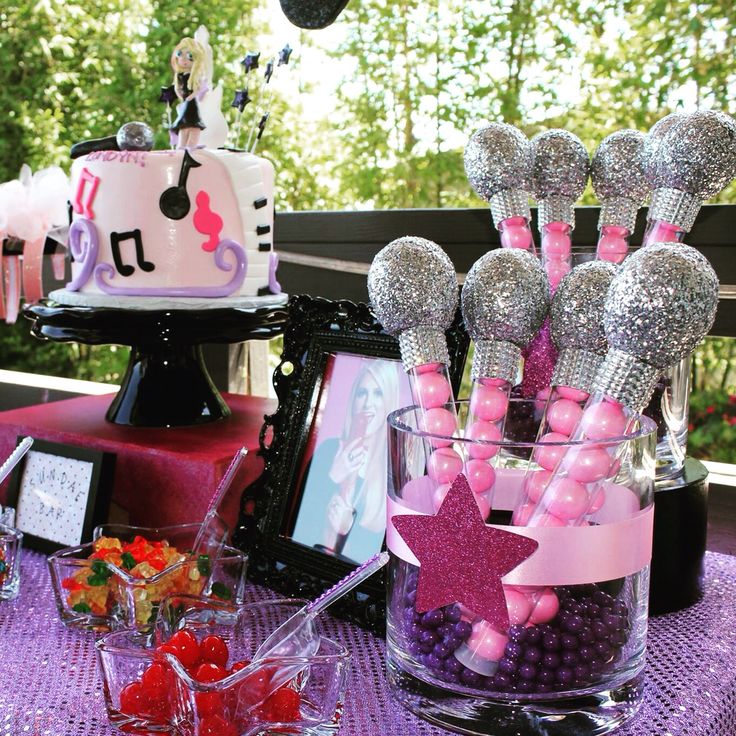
6,438,116,553
235,294,469,633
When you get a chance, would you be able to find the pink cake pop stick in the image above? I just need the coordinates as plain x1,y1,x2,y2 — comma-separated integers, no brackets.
464,123,536,255
368,236,462,486
530,130,589,292
522,242,718,539
591,131,649,264
642,110,736,248
514,261,616,524
460,249,548,511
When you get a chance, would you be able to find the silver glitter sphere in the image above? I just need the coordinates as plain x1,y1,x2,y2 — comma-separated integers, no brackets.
464,123,532,201
462,249,548,383
591,130,648,204
660,110,736,199
604,242,718,369
552,261,617,355
116,121,154,151
642,112,686,188
530,129,590,201
368,236,458,371
462,249,548,345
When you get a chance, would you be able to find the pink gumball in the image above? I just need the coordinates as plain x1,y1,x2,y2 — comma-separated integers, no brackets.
466,459,496,494
413,362,442,375
513,501,537,526
597,235,628,265
427,447,463,484
467,420,501,460
473,492,491,519
529,588,559,624
466,621,508,662
542,228,572,259
414,370,452,409
501,223,533,250
534,385,552,414
546,259,571,289
470,383,508,422
432,483,451,511
588,486,606,514
526,469,552,503
504,588,533,626
556,386,589,402
564,445,611,483
534,432,568,471
580,399,627,440
421,407,457,448
545,477,589,520
538,512,566,527
547,398,583,436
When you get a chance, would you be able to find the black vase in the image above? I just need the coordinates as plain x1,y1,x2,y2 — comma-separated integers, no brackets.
279,0,351,29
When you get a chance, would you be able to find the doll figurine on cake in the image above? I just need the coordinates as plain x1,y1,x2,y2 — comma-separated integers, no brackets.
169,36,208,149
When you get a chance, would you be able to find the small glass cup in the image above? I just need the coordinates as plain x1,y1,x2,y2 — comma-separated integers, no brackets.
96,596,349,736
0,523,23,601
48,523,247,630
386,400,656,736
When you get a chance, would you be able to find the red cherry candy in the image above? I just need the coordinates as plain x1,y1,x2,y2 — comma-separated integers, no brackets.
263,687,301,722
230,659,250,674
141,662,168,700
195,662,228,683
199,634,229,668
198,714,237,736
168,629,200,668
119,681,146,716
195,691,224,717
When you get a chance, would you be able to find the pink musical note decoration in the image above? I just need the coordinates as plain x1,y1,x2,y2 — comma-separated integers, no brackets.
73,168,100,220
193,190,224,253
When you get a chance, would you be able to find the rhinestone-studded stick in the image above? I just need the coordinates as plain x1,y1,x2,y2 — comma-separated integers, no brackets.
456,249,549,676
464,123,536,254
368,236,464,485
516,243,718,531
642,110,736,247
592,130,648,264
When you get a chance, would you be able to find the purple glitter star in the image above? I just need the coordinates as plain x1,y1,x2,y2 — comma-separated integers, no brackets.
231,88,252,113
392,474,538,631
240,52,260,73
278,44,293,66
158,85,176,105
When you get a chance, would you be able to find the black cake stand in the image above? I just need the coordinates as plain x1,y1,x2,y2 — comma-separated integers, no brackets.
23,298,288,427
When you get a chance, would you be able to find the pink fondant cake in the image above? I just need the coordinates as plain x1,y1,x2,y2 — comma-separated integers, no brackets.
51,147,280,308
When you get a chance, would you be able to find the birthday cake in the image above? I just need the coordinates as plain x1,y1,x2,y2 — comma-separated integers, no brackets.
50,27,285,310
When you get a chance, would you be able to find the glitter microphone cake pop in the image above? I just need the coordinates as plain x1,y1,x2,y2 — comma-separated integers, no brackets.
521,242,719,529
530,130,590,290
464,123,535,252
514,260,616,525
368,236,461,485
592,130,649,264
461,249,548,510
643,110,736,246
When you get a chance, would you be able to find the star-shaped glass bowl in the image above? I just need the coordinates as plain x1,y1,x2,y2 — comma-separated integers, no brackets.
96,596,349,735
47,523,247,631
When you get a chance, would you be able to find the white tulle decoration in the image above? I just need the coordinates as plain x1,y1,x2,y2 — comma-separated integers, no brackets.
0,165,69,243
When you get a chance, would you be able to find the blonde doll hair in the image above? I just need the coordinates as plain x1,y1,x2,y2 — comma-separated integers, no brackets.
171,37,207,92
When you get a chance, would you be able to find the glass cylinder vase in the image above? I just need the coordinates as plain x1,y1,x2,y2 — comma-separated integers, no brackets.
385,400,656,736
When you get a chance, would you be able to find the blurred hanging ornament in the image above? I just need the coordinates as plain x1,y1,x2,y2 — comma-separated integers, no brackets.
240,52,260,73
278,44,293,66
231,88,252,113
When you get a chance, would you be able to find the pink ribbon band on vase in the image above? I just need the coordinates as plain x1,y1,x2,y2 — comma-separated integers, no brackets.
387,468,654,587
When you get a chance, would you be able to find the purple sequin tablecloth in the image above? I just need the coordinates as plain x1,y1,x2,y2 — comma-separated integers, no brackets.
1,551,735,736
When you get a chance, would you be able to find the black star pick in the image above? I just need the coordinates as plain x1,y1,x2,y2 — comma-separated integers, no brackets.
264,60,275,83
159,85,176,105
240,52,260,73
230,88,252,113
256,112,270,140
278,44,293,66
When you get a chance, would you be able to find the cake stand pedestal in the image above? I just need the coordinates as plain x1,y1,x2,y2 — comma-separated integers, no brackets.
23,298,288,427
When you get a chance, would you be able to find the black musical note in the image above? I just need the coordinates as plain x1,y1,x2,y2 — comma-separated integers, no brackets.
111,229,155,276
159,151,202,220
